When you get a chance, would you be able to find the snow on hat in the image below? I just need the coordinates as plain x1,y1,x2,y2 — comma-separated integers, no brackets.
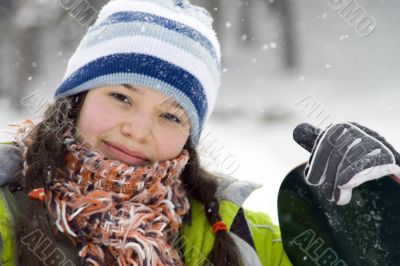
54,0,221,145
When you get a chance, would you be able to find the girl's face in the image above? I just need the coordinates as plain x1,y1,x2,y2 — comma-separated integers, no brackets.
76,85,191,165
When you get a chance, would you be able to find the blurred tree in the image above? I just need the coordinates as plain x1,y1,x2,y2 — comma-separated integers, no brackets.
195,0,297,70
269,0,297,69
0,0,58,109
0,0,17,101
240,0,297,69
0,0,108,110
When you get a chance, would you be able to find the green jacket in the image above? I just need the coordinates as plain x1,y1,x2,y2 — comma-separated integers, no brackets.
0,143,293,266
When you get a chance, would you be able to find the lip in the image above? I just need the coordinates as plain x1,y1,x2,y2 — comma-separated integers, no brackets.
103,140,149,165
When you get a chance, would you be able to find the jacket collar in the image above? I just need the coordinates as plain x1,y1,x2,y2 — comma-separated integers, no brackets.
215,174,262,206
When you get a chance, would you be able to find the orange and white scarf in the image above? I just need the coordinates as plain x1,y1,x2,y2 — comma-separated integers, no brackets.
13,120,190,266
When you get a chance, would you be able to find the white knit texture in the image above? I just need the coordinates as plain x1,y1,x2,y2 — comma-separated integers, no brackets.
94,0,221,61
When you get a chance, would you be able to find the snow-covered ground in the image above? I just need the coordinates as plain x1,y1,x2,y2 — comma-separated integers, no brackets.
1,0,399,223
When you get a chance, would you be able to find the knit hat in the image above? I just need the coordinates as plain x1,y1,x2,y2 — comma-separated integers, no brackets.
54,0,221,145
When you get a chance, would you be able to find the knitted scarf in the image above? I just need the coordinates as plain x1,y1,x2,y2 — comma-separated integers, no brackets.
11,120,190,266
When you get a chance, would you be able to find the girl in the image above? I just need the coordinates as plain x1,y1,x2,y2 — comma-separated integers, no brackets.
0,0,292,265
2,1,394,265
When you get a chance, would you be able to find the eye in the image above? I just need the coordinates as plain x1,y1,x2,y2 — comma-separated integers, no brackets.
162,113,182,124
110,92,131,105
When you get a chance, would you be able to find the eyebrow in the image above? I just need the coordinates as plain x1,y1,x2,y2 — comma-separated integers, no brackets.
170,101,184,111
162,98,185,111
122,84,144,95
122,84,184,110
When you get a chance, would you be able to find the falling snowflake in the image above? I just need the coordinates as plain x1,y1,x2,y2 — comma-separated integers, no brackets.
339,35,350,40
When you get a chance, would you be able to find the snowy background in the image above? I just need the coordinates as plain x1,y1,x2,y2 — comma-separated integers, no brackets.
1,0,399,223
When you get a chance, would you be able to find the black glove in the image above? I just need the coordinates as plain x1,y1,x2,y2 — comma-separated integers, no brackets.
293,122,400,205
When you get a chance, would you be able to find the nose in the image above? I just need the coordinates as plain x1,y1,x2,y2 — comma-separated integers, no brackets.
121,113,154,143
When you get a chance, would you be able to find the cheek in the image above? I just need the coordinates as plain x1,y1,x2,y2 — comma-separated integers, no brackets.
154,128,189,161
77,97,119,145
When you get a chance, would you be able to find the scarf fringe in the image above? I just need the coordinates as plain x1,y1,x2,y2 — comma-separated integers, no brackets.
15,119,190,265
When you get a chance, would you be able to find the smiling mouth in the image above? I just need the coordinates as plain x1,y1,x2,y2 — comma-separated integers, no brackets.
103,141,149,165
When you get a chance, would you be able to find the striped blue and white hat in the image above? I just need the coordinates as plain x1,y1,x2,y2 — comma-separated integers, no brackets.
54,0,221,145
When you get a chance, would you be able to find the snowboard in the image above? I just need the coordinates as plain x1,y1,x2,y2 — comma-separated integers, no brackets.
278,163,400,266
